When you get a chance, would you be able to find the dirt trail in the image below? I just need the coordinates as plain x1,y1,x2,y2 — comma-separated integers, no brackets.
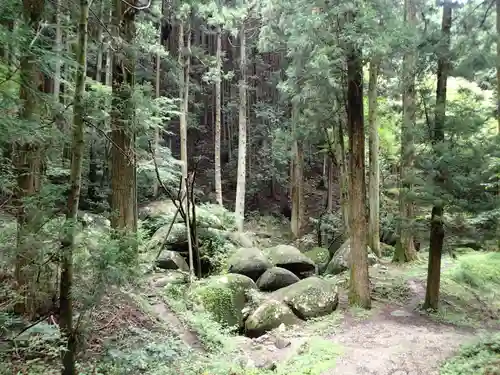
325,302,474,375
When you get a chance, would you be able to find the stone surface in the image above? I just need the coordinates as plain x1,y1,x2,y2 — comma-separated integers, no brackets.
245,299,301,338
271,277,339,319
227,247,272,281
256,267,300,292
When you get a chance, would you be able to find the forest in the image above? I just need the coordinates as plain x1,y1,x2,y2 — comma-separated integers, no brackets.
0,0,499,373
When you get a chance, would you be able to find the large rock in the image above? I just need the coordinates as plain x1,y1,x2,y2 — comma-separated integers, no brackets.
229,231,254,248
325,239,378,275
155,250,189,272
145,223,189,253
138,200,180,221
227,247,272,281
256,267,300,292
245,299,301,338
263,245,315,276
190,274,257,328
271,277,339,319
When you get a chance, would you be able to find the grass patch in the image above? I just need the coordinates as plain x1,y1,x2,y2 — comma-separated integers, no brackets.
436,252,500,327
447,252,500,290
440,333,500,375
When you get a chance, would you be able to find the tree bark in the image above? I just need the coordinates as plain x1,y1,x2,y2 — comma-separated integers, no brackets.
291,104,304,238
153,16,161,198
215,25,223,206
394,0,418,263
53,0,62,100
346,31,371,309
235,23,247,232
14,0,45,318
424,3,452,311
59,0,88,373
110,0,138,235
497,0,500,133
336,116,349,231
368,57,381,257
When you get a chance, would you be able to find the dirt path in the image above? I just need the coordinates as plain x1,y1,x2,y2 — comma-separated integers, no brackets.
325,302,474,375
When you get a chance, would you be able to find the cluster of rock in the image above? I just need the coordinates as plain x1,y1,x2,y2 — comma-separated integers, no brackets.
190,245,340,338
142,201,381,338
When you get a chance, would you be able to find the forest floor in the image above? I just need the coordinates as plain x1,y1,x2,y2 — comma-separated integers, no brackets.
135,251,499,375
4,215,499,375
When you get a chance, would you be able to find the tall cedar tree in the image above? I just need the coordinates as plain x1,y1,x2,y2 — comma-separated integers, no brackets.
110,0,138,233
347,16,371,308
394,0,418,263
15,0,45,318
424,3,452,310
59,0,89,373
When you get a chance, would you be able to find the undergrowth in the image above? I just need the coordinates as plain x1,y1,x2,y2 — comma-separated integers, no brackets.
440,333,500,375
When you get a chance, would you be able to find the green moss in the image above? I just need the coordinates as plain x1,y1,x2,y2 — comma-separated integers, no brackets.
190,274,257,329
304,247,330,264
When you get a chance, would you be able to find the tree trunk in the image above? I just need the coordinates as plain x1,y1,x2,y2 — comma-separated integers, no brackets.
14,0,45,318
346,30,371,309
338,121,349,230
291,104,304,238
367,57,381,257
110,0,137,235
179,20,195,278
497,0,500,133
102,9,112,189
327,155,334,212
59,0,88,373
215,25,223,206
53,0,62,100
424,3,452,311
153,18,161,198
235,23,247,232
394,0,418,263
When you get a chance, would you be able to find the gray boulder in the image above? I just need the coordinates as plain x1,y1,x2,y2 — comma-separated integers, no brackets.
325,239,378,275
227,247,272,281
190,273,257,328
271,277,339,319
256,267,300,292
155,250,189,272
245,299,301,338
263,245,315,276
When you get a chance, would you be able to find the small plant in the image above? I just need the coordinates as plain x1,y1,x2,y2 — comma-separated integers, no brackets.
440,333,500,375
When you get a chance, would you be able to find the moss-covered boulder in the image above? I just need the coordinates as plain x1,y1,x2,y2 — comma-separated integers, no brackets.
256,267,300,292
271,277,339,319
229,231,254,248
304,247,330,264
190,274,257,328
155,250,189,272
244,299,301,338
227,247,272,281
139,200,180,221
263,245,315,276
146,223,188,253
325,239,378,275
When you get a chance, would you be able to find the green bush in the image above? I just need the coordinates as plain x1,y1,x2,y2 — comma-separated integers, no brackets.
440,333,500,375
448,252,500,290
